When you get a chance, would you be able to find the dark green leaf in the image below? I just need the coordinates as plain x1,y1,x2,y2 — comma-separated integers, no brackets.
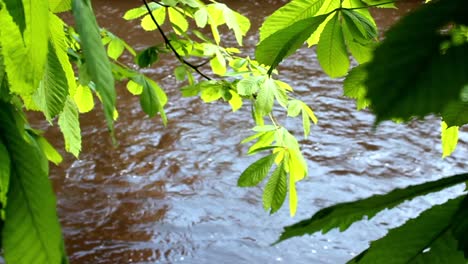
277,172,468,243
442,101,468,127
365,0,468,123
350,197,466,264
263,161,287,214
341,9,377,40
134,75,167,124
2,0,26,35
135,46,159,68
238,153,277,187
72,0,116,132
452,195,468,258
0,138,10,219
0,102,66,264
256,15,327,75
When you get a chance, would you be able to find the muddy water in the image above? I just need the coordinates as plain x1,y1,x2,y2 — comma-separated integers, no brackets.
43,1,468,263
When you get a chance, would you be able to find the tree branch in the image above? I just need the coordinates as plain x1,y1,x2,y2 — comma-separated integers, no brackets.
142,0,212,80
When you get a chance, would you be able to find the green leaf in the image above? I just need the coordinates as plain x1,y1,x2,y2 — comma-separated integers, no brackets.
135,46,159,68
343,64,370,110
365,0,468,123
259,0,326,42
168,7,188,34
442,101,468,127
228,90,243,112
277,172,468,243
48,14,76,97
263,161,287,214
72,0,116,132
35,135,63,165
238,153,277,187
210,51,227,76
317,12,350,77
107,39,125,60
255,78,277,116
123,2,159,20
349,197,466,264
126,80,143,95
0,0,49,95
452,196,468,258
237,76,263,96
248,131,276,154
174,65,187,81
341,9,377,40
1,0,26,34
441,121,459,158
49,0,71,13
287,100,303,117
134,75,167,123
58,99,81,157
73,84,94,113
218,3,250,46
302,110,311,138
0,138,10,219
200,83,223,102
0,102,66,264
141,8,166,31
194,7,208,28
256,15,327,75
33,41,69,121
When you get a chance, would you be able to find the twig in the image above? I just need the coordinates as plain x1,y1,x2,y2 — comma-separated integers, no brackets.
142,0,212,80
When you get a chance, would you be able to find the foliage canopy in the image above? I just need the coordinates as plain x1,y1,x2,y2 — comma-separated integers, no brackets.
0,0,466,263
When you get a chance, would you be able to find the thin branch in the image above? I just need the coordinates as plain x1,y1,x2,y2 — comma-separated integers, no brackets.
142,0,212,80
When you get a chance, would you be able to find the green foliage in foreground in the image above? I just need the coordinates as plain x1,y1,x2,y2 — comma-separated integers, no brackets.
0,0,466,263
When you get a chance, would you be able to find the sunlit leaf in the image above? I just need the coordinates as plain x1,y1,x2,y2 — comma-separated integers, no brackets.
441,121,459,158
35,135,63,165
49,0,71,13
0,0,48,95
228,90,243,112
33,41,69,121
141,8,165,31
123,2,158,20
237,76,263,96
168,7,188,35
238,153,277,187
259,0,326,42
256,15,327,75
317,12,350,77
263,161,287,214
74,84,94,113
58,99,81,157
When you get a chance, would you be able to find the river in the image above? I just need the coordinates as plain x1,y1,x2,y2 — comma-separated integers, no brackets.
39,1,468,263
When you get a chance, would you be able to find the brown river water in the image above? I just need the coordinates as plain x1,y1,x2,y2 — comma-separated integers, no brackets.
27,1,468,263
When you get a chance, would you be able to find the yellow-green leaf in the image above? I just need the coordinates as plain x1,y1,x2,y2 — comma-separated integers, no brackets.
441,121,459,158
317,12,350,77
74,84,94,113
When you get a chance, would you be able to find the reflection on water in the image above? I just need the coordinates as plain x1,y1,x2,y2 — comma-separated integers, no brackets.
40,1,468,263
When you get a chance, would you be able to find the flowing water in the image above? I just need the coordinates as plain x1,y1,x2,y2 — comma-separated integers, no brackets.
38,1,468,263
